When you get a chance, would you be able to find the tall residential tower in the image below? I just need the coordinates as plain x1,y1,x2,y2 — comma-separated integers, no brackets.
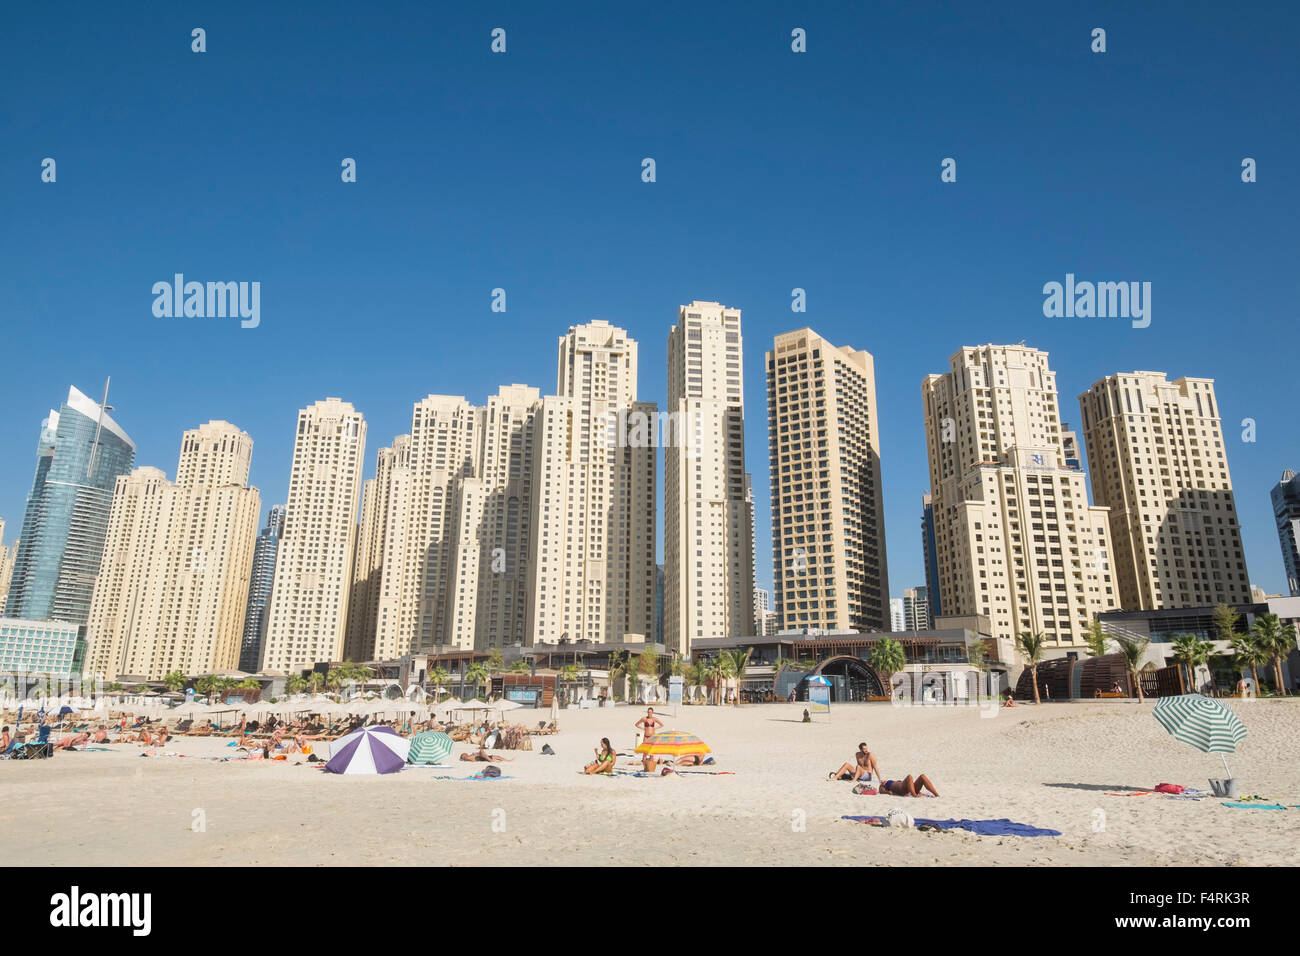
664,301,754,654
767,329,890,632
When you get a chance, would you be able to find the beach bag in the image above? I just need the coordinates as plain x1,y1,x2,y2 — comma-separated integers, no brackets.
481,765,501,777
541,743,555,755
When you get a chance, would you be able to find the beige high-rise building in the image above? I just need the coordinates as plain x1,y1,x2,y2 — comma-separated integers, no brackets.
0,520,18,611
261,399,366,674
1078,372,1250,610
344,435,409,661
768,329,890,632
922,345,1115,651
85,422,261,680
664,301,753,654
365,385,543,656
527,320,656,644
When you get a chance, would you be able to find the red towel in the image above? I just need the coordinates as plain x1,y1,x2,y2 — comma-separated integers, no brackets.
1154,783,1185,794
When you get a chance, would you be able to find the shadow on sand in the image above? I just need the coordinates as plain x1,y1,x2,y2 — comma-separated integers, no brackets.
1044,782,1144,792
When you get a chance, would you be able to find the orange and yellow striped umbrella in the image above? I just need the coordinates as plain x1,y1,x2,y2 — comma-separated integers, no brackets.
635,730,711,756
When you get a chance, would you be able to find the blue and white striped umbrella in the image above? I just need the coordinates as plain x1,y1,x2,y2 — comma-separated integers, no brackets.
325,726,410,775
1153,694,1247,777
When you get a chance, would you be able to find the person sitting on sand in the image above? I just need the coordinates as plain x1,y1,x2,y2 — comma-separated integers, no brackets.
1,726,10,752
802,709,811,723
1004,692,1015,708
878,774,939,798
829,742,880,781
91,726,111,743
583,738,616,774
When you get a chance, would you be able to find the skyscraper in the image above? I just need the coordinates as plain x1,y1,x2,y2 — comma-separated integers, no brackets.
5,386,135,625
85,421,261,681
767,329,890,632
664,301,754,654
1079,372,1251,610
240,504,286,672
901,586,931,631
921,493,942,619
922,345,1115,648
0,519,16,611
527,320,656,644
1271,469,1300,597
345,437,409,660
261,398,367,673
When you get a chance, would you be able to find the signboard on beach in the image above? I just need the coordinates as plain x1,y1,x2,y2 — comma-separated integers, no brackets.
807,676,831,716
667,676,683,704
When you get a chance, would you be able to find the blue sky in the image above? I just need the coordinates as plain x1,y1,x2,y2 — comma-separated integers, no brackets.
2,1,1297,601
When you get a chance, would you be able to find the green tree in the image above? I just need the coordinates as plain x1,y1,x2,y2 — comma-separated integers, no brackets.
285,674,308,695
1084,617,1110,658
195,674,220,702
1111,632,1150,703
1212,603,1242,644
510,658,531,674
162,671,186,693
236,678,260,690
1252,614,1293,696
428,666,450,700
870,637,906,698
721,647,753,705
486,648,505,675
1230,631,1267,696
464,661,489,698
1014,631,1046,704
558,664,580,704
1170,634,1200,693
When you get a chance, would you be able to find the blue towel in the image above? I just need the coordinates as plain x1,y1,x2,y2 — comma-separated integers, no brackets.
1222,802,1290,810
843,815,1061,837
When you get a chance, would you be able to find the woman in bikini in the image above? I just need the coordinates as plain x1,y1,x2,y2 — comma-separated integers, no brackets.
584,737,616,774
878,774,939,797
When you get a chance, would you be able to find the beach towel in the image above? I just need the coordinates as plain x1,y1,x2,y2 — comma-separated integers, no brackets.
465,773,513,780
1222,802,1291,810
842,815,1061,837
674,770,735,775
1154,783,1186,794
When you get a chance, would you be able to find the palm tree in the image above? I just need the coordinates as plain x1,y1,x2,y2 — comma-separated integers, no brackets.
1190,638,1216,694
510,658,531,674
1084,617,1109,658
723,647,753,705
428,666,450,701
558,664,580,705
1014,631,1046,704
1252,613,1292,696
486,648,505,676
195,674,220,703
285,674,308,695
162,671,186,693
1170,634,1200,693
1111,632,1150,703
871,637,906,699
464,662,489,699
700,658,724,705
1230,631,1268,696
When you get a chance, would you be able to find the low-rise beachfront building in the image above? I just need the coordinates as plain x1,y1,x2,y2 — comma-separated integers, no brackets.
0,618,84,681
692,618,1007,704
1099,596,1300,695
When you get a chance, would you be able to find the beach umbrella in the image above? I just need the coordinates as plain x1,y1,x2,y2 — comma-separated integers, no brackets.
325,726,410,775
635,730,711,757
407,731,454,765
1153,694,1247,778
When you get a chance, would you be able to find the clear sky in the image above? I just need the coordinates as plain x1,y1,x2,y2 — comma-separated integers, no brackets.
2,2,1297,603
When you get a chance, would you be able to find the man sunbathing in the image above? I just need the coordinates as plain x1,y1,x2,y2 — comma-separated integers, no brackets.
829,742,880,781
878,774,939,797
52,732,91,750
675,753,714,766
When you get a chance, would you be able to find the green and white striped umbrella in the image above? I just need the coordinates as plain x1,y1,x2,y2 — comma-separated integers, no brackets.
407,730,453,765
1153,694,1247,777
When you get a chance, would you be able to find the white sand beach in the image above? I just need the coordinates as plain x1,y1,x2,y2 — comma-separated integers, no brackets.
3,699,1298,866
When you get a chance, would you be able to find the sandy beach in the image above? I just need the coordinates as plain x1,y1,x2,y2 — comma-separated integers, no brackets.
3,699,1298,867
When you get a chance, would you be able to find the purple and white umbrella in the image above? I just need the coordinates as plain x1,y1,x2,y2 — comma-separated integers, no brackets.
325,726,410,775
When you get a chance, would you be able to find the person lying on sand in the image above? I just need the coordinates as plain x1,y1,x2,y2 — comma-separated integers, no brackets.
52,732,91,751
878,774,939,797
675,753,713,766
91,726,111,743
583,738,616,774
460,745,510,763
829,742,880,781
